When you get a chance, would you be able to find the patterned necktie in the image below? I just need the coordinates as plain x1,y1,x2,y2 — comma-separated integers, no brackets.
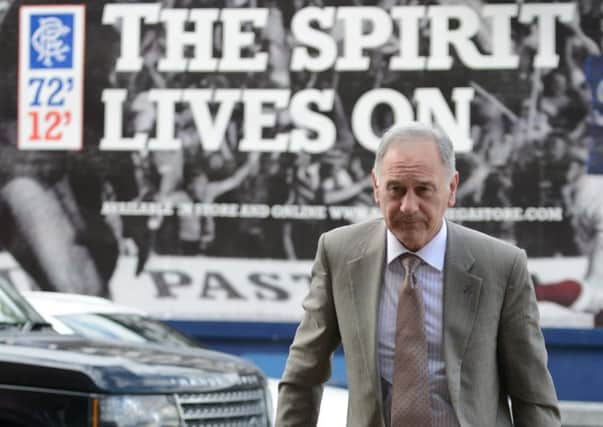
390,254,433,427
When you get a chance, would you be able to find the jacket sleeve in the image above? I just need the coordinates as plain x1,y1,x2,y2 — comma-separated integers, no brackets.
276,233,342,426
497,249,561,427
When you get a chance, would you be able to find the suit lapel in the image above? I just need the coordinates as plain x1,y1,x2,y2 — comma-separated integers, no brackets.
443,222,483,414
347,221,387,394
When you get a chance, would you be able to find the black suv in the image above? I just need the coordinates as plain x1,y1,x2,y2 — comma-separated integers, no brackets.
0,277,272,427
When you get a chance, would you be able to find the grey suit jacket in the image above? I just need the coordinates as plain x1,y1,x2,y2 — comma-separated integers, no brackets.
276,219,560,427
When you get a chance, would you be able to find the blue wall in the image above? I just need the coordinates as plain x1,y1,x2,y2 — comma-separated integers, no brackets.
167,320,603,401
542,328,603,401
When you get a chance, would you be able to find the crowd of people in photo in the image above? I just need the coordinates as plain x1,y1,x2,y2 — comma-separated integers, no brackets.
105,0,603,262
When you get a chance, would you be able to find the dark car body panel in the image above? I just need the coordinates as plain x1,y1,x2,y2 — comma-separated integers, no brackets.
0,280,270,427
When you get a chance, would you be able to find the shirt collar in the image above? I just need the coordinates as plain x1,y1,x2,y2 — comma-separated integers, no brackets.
386,220,447,271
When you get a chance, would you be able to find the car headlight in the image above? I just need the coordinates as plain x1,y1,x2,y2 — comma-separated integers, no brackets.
98,395,182,427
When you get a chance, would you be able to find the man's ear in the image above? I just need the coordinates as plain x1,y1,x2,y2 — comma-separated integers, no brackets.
448,171,459,207
371,169,380,204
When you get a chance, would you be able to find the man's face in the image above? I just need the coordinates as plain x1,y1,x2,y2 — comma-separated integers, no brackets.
371,138,458,251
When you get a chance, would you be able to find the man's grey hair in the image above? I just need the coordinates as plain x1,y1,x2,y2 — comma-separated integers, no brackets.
373,122,456,181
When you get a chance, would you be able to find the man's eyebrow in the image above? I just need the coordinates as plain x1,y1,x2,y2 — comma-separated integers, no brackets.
416,179,436,187
384,178,435,186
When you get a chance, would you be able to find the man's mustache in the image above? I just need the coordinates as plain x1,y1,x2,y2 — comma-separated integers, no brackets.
395,214,427,223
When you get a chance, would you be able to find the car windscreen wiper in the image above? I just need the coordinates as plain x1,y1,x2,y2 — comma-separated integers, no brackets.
0,321,53,331
20,320,53,332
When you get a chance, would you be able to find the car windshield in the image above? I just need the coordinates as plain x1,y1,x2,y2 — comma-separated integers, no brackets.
55,312,198,348
0,289,28,325
0,278,50,330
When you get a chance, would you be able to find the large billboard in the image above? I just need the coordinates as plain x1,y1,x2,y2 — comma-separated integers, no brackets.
0,0,601,326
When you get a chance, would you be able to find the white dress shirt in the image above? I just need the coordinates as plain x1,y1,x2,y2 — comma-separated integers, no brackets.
378,221,459,426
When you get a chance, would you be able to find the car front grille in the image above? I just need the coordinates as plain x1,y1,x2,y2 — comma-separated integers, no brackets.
175,376,269,427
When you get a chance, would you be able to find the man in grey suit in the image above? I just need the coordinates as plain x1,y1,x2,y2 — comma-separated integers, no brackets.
276,122,560,426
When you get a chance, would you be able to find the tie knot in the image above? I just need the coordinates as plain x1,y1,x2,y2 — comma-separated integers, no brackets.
401,254,421,276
